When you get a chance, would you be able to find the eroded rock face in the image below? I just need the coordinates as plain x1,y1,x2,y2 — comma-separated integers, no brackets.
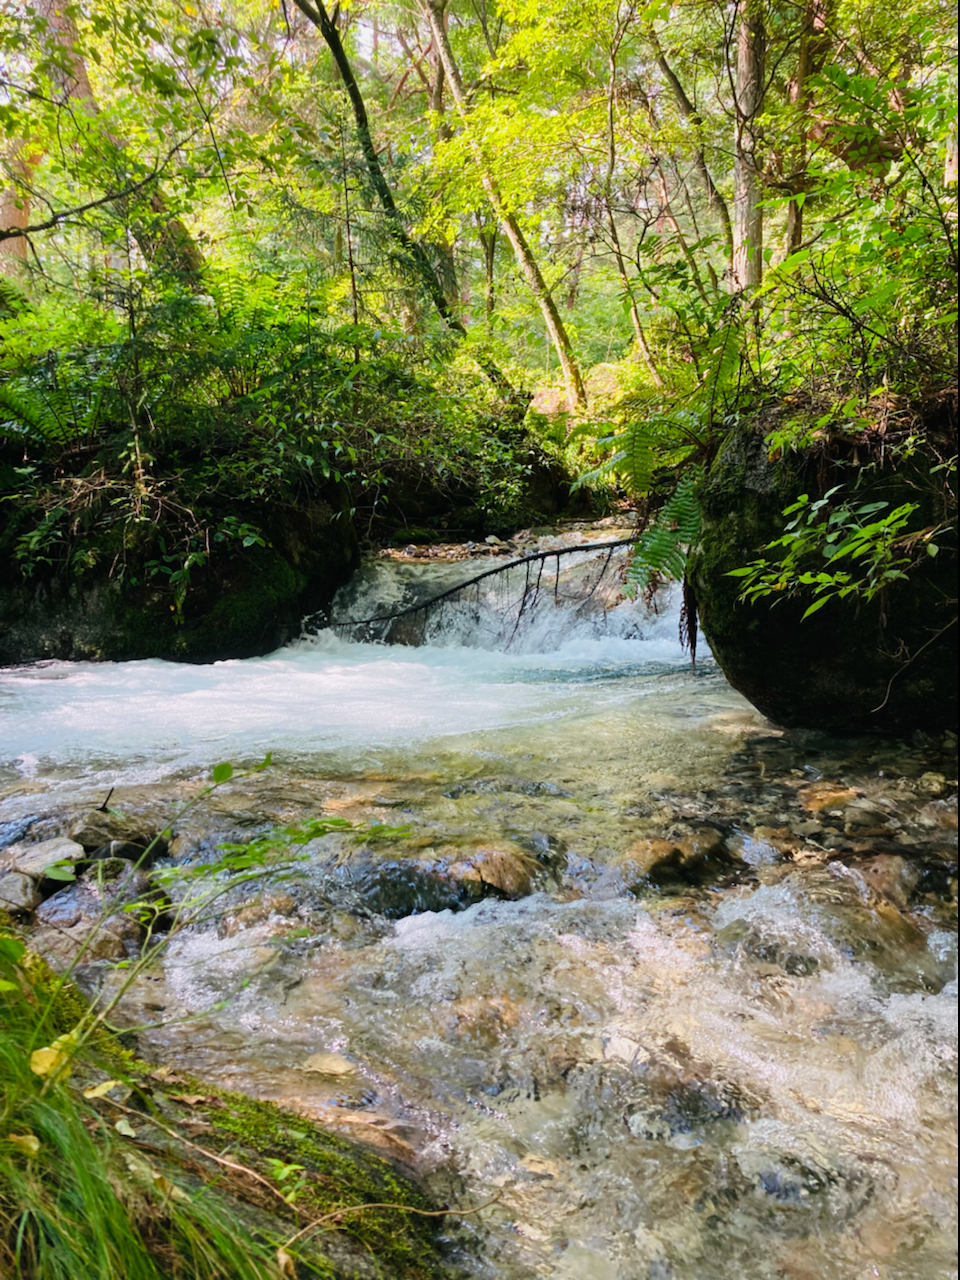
0,492,359,663
688,426,957,735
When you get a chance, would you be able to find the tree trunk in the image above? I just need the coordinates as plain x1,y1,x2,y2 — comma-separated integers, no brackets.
477,216,497,322
422,0,586,409
649,35,733,258
0,144,36,278
292,0,464,335
732,0,765,292
785,0,834,252
603,53,663,386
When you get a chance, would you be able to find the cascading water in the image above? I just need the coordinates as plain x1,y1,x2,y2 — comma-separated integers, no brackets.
1,531,956,1280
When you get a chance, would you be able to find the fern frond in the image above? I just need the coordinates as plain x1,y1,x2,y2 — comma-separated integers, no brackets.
702,321,740,405
626,475,702,592
0,384,72,443
0,276,29,317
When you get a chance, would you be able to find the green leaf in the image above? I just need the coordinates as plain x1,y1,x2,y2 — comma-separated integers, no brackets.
44,861,77,882
212,762,234,784
801,597,833,619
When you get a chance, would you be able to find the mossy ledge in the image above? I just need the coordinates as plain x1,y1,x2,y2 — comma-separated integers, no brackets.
0,490,359,664
2,942,451,1279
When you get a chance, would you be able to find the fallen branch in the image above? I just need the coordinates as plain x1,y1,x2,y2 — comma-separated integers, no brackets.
326,537,638,632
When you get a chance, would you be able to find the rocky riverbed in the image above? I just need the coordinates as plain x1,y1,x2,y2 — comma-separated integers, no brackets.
1,530,957,1279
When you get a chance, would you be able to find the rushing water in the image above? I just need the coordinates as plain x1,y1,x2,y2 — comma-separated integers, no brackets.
1,533,957,1280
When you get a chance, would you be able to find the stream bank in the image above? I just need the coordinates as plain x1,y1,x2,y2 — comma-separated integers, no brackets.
1,527,957,1279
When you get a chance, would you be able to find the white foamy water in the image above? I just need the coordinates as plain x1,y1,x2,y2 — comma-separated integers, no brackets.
0,558,692,778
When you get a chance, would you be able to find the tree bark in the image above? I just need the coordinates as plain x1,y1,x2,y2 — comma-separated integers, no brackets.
422,0,586,410
0,144,37,278
732,0,765,292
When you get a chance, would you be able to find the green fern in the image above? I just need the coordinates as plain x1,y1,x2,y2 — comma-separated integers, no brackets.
701,318,741,415
625,475,702,594
0,383,71,443
575,408,702,496
0,276,29,317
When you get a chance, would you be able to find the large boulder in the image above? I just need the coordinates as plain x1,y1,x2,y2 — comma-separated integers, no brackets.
687,421,957,735
0,492,359,663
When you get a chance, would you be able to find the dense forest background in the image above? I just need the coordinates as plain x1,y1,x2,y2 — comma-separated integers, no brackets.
0,0,956,641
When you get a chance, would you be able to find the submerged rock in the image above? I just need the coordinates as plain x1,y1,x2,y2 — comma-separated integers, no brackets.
625,826,740,887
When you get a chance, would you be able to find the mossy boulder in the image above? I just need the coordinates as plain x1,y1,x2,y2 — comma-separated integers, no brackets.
0,494,359,663
687,423,957,735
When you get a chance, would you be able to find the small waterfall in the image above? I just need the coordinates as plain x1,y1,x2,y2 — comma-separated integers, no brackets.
320,540,672,653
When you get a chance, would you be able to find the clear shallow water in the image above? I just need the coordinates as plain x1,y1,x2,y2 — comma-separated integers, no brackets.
1,545,956,1280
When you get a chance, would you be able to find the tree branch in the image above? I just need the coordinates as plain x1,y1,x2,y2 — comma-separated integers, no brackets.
0,164,169,242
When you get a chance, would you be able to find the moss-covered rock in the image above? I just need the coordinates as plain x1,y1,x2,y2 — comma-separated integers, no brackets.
688,423,957,735
0,493,359,663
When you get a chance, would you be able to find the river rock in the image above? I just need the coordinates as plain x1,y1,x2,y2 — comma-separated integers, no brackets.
848,854,919,910
448,847,535,899
219,893,298,938
625,827,736,887
687,425,957,734
0,870,40,913
842,797,894,835
30,917,138,970
918,772,949,797
916,797,959,831
70,811,155,855
1,836,84,879
31,866,156,970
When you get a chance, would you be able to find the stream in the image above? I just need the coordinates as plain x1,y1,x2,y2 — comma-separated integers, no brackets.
1,526,957,1280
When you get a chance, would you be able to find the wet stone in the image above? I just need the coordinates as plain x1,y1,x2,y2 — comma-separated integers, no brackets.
443,775,573,799
714,917,819,977
1,835,85,879
0,815,39,849
321,858,468,919
846,854,919,910
0,870,39,913
86,840,154,865
625,826,740,888
70,809,163,860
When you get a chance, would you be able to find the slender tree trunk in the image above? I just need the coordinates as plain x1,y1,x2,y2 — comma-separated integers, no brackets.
648,35,733,258
785,6,813,252
603,49,663,386
477,215,497,322
292,0,465,336
422,0,586,410
0,144,36,278
428,51,460,308
732,0,765,292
